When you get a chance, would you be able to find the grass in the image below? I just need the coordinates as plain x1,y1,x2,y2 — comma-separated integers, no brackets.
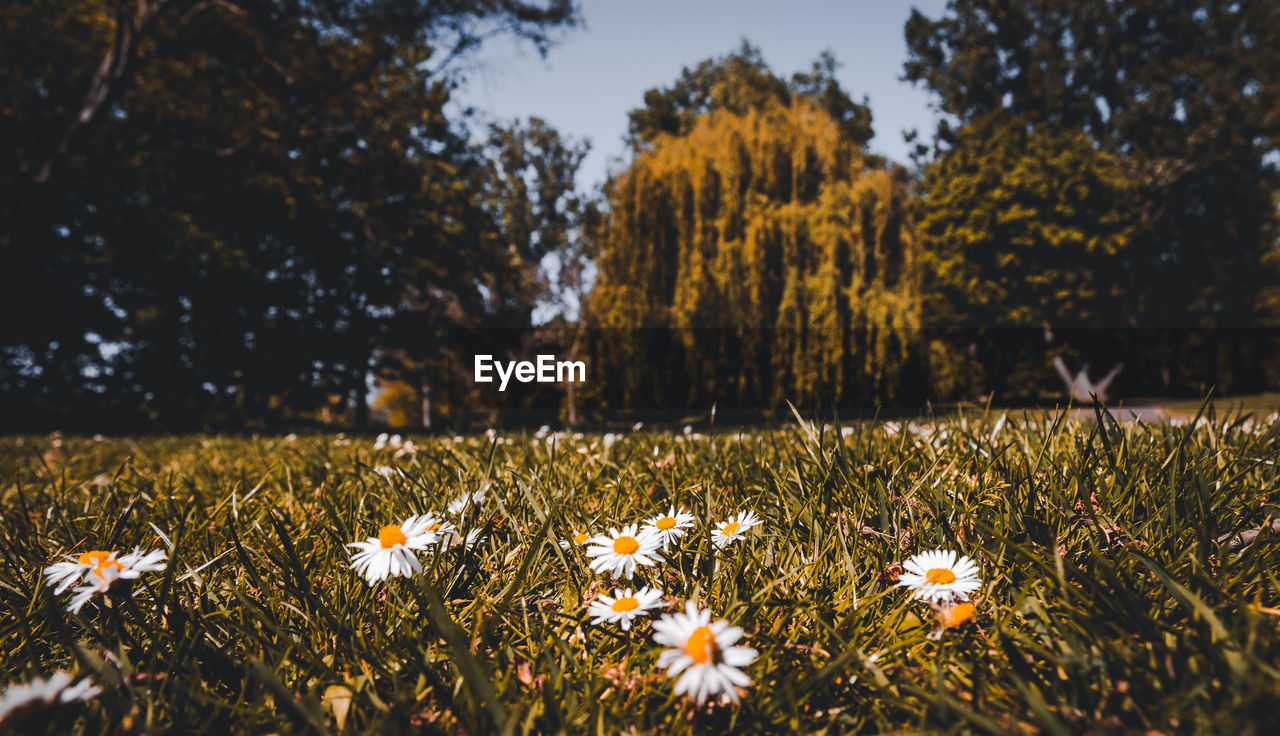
2,405,1280,734
1156,392,1280,419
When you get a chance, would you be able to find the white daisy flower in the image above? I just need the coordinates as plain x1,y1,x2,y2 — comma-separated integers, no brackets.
585,524,663,579
442,528,486,551
66,581,109,615
44,549,166,596
0,671,100,725
652,601,757,705
43,552,109,595
558,530,592,550
643,506,695,549
711,510,762,549
588,586,664,630
45,549,167,613
347,516,438,586
423,513,458,541
447,489,486,515
897,549,981,604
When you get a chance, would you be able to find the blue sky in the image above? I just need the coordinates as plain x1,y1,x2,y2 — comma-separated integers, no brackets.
452,0,950,191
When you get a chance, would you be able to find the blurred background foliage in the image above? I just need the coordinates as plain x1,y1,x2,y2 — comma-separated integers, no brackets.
1,1,1279,430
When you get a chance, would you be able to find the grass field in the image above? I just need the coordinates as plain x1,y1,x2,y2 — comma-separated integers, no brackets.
1156,393,1280,419
3,406,1280,734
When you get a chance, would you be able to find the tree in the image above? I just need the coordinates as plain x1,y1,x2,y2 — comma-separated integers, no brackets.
475,117,592,325
905,0,1280,331
0,0,579,429
379,117,592,427
627,42,874,152
918,112,1143,397
920,112,1137,328
592,97,920,412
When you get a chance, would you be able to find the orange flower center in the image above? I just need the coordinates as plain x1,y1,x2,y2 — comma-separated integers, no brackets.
722,521,740,537
573,533,589,544
612,536,639,555
611,596,639,613
684,625,718,664
655,517,677,530
378,524,407,549
79,550,123,577
925,568,956,585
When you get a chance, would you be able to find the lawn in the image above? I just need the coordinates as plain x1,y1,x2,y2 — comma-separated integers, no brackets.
1156,393,1280,419
2,408,1280,734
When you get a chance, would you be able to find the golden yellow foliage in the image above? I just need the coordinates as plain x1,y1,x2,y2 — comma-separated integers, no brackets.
591,100,920,409
372,379,423,429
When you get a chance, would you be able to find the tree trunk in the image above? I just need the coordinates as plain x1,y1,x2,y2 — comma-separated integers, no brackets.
350,367,369,430
421,377,432,430
565,322,584,426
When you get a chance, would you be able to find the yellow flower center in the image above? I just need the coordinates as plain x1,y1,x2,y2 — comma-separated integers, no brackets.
655,516,677,530
78,551,122,577
925,568,956,585
573,532,589,544
611,596,639,613
684,625,718,664
378,524,407,549
612,536,639,555
722,521,740,537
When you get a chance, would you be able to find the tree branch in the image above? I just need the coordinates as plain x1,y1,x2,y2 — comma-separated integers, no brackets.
33,0,170,184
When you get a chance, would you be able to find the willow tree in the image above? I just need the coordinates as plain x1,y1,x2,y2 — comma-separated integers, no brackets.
591,100,920,412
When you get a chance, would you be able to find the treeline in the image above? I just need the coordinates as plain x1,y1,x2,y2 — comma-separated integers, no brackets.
2,2,1279,430
0,0,587,430
586,1,1280,418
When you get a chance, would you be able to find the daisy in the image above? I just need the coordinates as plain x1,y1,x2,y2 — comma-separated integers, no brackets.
588,586,664,631
43,551,112,595
558,530,592,550
711,510,761,549
45,549,167,613
447,489,486,515
66,580,111,615
643,506,695,550
652,601,757,705
585,524,663,579
374,433,402,451
444,528,486,551
348,515,438,585
897,549,981,604
420,513,456,539
427,518,459,546
0,672,100,725
44,549,166,596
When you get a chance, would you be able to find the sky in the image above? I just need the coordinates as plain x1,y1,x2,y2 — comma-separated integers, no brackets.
452,0,951,192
